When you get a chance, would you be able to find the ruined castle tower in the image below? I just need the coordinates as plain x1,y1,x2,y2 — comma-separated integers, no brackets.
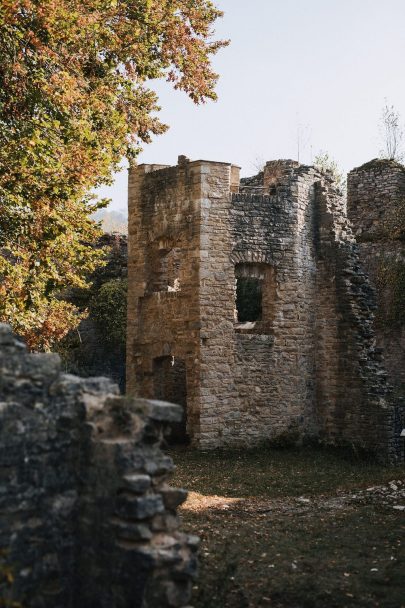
127,156,399,461
348,159,405,399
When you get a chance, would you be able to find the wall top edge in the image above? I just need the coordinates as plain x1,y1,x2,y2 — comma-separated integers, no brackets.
129,160,240,171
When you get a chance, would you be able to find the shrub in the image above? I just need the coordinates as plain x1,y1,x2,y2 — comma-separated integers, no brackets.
90,278,127,347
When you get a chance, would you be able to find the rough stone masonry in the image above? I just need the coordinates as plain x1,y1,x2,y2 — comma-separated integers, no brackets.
127,156,402,461
347,159,405,401
0,324,197,607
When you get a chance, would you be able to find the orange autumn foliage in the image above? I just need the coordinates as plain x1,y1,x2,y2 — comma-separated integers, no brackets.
0,0,227,349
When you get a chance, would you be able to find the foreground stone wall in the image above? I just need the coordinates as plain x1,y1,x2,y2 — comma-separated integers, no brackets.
0,324,197,607
127,156,400,461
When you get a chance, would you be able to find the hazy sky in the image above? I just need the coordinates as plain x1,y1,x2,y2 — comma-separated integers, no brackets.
98,0,405,211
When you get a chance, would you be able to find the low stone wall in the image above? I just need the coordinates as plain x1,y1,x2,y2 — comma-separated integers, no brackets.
0,324,197,608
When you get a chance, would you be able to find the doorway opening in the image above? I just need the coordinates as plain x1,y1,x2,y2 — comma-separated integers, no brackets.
153,356,189,444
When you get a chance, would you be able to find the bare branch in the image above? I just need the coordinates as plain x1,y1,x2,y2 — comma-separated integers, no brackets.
379,101,404,162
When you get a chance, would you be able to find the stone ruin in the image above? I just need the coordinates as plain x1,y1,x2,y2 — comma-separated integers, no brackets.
0,324,197,607
127,156,403,461
347,159,405,399
1,155,404,607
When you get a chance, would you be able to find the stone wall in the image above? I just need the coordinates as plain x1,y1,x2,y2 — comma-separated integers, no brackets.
347,159,405,399
0,324,197,607
126,157,238,441
127,156,400,461
314,178,398,456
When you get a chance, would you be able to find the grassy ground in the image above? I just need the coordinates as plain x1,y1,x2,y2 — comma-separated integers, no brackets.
170,447,405,608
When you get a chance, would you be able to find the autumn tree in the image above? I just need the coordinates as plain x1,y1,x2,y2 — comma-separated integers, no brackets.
0,0,227,350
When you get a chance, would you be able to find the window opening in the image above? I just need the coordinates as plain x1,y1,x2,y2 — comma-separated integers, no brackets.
236,277,262,322
234,262,276,334
148,247,182,293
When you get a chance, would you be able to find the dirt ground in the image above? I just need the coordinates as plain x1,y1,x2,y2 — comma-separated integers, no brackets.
170,447,405,608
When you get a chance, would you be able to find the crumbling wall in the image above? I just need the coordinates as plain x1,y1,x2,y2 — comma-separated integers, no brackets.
206,160,396,456
0,324,197,608
314,179,398,459
347,159,405,398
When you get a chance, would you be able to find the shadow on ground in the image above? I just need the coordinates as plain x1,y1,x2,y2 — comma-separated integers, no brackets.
170,447,405,608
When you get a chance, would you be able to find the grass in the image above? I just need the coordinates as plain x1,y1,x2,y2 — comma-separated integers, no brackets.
170,447,405,608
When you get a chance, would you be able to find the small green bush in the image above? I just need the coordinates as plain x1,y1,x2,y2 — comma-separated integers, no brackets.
90,278,127,347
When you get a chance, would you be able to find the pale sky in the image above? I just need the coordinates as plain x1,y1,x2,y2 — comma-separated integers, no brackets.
98,0,405,212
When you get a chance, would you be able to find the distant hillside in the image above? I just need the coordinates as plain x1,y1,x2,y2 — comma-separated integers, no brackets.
92,209,128,234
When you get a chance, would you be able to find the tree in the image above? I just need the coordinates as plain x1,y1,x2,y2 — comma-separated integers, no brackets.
379,101,404,162
90,278,128,348
0,0,227,350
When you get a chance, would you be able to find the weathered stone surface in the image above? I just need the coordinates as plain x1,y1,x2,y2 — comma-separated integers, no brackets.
137,398,184,423
112,519,153,541
347,159,405,460
115,495,165,519
0,324,197,608
161,487,188,510
122,473,152,493
347,161,405,385
127,156,401,461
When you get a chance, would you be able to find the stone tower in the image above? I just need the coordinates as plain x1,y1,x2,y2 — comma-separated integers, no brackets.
348,159,405,401
127,156,400,461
